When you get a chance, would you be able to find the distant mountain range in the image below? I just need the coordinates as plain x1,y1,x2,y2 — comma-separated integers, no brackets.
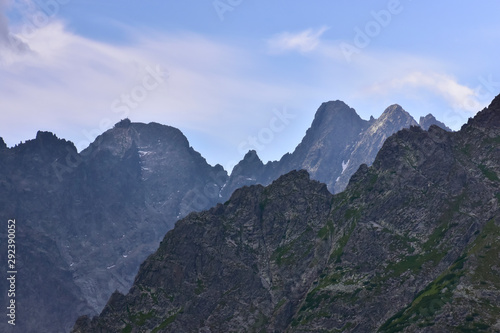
0,100,451,332
221,102,450,198
73,94,500,332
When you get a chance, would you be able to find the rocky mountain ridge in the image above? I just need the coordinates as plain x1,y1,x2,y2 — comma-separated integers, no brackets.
0,100,452,332
72,94,500,332
221,101,450,198
0,121,227,333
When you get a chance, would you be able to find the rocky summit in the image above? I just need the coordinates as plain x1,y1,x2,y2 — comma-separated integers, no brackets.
73,95,500,332
331,104,419,193
419,114,452,132
219,100,371,198
0,121,227,333
221,101,449,199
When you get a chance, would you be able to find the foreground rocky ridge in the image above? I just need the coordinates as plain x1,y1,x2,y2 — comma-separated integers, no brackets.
73,95,500,332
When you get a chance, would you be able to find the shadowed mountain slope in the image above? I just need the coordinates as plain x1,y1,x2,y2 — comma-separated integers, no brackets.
73,95,500,332
0,120,227,333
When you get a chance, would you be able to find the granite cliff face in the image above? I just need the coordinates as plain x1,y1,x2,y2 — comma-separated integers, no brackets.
0,120,227,333
73,95,500,332
222,101,447,198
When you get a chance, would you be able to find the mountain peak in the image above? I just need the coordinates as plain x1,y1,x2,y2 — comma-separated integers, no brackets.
36,130,60,142
0,137,7,150
84,120,190,157
315,100,358,121
332,103,418,192
419,114,452,131
323,99,350,108
114,118,132,128
381,104,406,116
489,92,500,110
219,150,265,199
304,100,367,141
366,104,418,134
231,150,264,175
243,149,261,162
29,131,76,152
376,104,418,127
464,93,500,130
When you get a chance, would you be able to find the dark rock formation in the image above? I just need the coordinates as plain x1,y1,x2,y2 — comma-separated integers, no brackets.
223,102,451,197
0,121,227,333
0,136,7,150
0,100,454,332
73,95,500,332
221,100,373,198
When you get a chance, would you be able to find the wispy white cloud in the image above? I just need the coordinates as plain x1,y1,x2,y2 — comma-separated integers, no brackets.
365,71,482,112
0,19,306,162
0,3,493,166
264,27,485,129
267,26,329,54
265,26,485,117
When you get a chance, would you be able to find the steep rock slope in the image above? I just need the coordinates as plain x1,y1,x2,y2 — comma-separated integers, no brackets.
332,104,418,192
0,132,93,333
221,100,371,198
223,101,440,198
73,95,500,332
0,120,227,333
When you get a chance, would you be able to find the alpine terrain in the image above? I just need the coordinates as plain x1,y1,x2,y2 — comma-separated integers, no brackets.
221,101,450,199
0,101,457,332
73,94,500,332
0,119,227,332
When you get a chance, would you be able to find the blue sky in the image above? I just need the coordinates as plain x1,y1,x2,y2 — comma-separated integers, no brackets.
1,1,499,170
